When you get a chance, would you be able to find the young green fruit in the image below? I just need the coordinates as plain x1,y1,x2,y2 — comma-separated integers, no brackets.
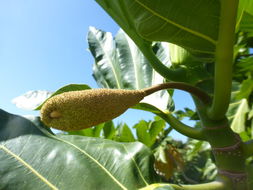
40,89,145,131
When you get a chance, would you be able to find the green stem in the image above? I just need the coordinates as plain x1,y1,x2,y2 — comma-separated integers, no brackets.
243,140,253,158
208,0,239,120
143,82,211,104
158,112,205,140
133,103,205,140
140,182,225,190
138,43,188,82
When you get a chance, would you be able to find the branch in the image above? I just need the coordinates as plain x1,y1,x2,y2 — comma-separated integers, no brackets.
138,44,188,82
140,182,225,190
208,0,239,120
143,82,211,105
243,140,253,158
157,112,205,141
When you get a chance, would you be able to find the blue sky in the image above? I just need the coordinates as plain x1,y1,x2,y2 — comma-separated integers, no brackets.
0,0,194,140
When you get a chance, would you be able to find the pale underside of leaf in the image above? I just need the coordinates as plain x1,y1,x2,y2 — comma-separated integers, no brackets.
230,99,249,133
89,26,123,89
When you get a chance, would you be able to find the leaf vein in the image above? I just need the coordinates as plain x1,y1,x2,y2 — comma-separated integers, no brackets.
0,145,58,190
122,144,149,186
52,137,128,190
134,0,217,45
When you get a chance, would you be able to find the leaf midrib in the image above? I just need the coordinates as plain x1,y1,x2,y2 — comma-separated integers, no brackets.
0,145,58,190
52,136,128,190
92,30,122,89
124,33,142,89
134,0,217,45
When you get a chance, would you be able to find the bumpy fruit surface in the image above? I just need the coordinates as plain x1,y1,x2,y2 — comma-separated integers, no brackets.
40,89,145,131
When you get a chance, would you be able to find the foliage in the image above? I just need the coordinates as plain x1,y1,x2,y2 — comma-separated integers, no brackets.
2,0,253,189
0,109,159,190
88,26,173,111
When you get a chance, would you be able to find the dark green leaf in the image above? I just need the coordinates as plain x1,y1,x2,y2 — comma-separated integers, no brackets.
239,12,253,34
116,124,136,142
124,0,219,55
236,77,253,99
237,0,253,25
0,109,158,190
149,120,165,145
235,57,253,74
134,120,151,146
132,103,164,115
68,128,93,136
103,121,116,139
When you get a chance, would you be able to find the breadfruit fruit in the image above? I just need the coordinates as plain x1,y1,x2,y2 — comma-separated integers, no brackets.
40,89,145,131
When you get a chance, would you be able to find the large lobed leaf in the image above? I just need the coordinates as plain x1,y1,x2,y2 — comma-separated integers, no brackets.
124,0,219,54
0,109,159,190
88,27,172,111
96,0,220,57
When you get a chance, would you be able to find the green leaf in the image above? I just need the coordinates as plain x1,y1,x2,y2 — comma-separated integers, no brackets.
169,43,197,65
149,120,165,145
68,123,104,137
228,99,249,133
134,120,151,147
139,184,175,190
236,77,253,99
133,103,164,115
237,0,253,23
153,186,174,190
0,109,158,190
103,121,116,140
88,27,173,111
241,12,253,34
227,82,251,134
134,118,166,147
93,123,106,137
123,0,219,54
186,141,204,160
116,123,136,142
68,128,94,136
89,27,123,89
95,0,149,57
115,29,154,89
235,57,253,76
35,84,91,110
174,108,198,121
